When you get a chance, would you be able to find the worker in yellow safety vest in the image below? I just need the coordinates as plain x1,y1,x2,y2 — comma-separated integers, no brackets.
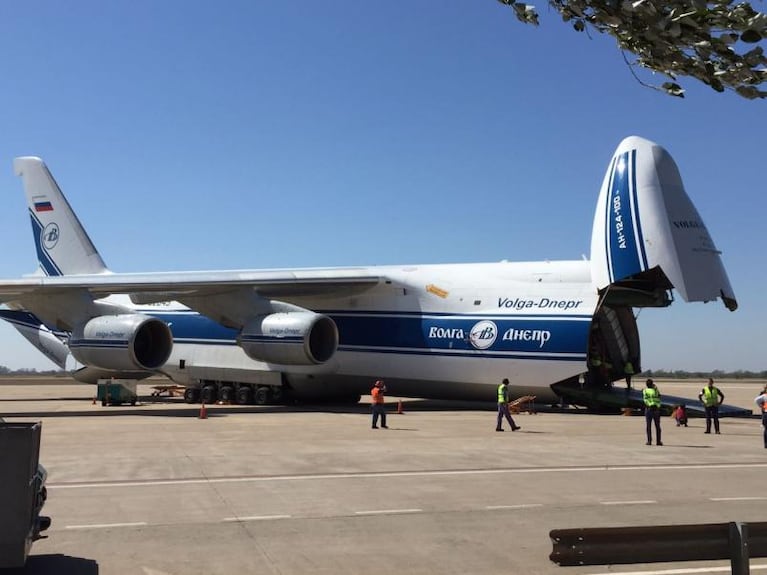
754,387,767,449
495,378,521,432
624,361,635,390
642,379,662,446
698,378,724,435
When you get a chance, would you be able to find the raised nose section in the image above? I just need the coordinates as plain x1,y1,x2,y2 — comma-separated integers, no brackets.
590,136,736,311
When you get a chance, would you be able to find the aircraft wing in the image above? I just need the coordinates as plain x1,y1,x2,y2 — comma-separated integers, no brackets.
0,268,380,298
0,268,382,329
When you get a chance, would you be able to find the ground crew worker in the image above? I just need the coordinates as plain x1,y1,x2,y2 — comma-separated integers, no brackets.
624,361,635,390
589,349,602,370
642,378,662,446
602,359,613,386
370,379,388,429
496,378,521,432
698,378,724,434
588,344,603,385
754,387,767,449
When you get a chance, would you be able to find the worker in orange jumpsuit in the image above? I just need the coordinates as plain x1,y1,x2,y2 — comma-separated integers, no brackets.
371,379,388,429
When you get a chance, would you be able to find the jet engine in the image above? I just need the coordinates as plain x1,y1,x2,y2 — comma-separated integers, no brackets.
238,312,338,365
69,314,173,371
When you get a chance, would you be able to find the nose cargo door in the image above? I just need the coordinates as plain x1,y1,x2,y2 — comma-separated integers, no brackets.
590,136,737,311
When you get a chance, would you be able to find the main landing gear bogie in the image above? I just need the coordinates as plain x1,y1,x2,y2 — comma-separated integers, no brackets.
184,383,285,406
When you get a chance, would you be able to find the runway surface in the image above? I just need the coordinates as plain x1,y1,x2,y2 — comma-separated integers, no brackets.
1,377,766,575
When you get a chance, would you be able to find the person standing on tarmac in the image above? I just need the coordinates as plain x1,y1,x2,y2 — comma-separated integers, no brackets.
642,379,662,446
755,387,767,449
698,378,725,434
496,378,521,432
624,361,635,390
371,379,388,429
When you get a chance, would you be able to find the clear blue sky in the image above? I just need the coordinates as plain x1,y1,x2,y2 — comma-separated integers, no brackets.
0,1,763,372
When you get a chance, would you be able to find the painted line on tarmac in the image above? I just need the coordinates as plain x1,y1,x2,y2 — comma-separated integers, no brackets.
46,462,767,491
599,500,656,505
485,504,543,510
710,496,767,501
65,521,147,530
583,564,767,575
354,508,422,516
223,515,292,522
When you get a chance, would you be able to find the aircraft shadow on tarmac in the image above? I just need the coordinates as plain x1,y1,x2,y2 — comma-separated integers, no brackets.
7,554,98,575
0,397,542,418
0,396,759,420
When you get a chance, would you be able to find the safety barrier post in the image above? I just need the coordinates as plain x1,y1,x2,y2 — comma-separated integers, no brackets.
730,522,749,575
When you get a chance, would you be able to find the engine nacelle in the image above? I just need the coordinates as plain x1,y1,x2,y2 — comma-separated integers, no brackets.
239,312,338,365
70,314,173,372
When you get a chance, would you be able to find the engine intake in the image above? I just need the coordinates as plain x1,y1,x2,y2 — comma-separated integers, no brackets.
70,314,173,371
239,312,338,365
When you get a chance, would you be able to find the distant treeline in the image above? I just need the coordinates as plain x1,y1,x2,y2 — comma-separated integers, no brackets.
0,367,67,376
0,366,765,379
641,369,767,380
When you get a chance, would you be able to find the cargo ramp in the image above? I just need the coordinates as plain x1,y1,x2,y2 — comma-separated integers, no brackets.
552,383,752,417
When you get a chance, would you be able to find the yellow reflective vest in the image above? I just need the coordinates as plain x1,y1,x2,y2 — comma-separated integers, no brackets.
643,387,661,408
701,386,720,407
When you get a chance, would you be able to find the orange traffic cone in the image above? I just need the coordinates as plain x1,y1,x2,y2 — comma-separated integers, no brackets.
397,400,404,414
199,402,208,419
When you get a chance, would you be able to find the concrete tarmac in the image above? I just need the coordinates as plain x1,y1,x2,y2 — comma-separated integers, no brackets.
1,377,766,575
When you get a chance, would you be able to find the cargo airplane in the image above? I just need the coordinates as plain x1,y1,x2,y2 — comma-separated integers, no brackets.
0,137,737,407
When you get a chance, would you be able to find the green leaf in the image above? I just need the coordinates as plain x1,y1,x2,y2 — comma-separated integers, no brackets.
741,29,762,43
661,81,685,97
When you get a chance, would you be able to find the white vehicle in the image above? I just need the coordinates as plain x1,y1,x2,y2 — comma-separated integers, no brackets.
0,136,736,407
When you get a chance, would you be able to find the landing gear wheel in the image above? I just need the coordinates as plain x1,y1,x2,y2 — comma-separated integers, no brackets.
184,387,200,404
201,385,217,404
219,386,234,403
254,386,271,406
236,386,252,405
270,386,284,404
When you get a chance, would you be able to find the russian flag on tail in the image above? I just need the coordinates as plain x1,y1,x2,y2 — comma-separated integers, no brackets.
34,201,53,212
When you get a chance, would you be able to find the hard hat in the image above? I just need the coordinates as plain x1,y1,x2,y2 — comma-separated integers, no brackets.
375,380,384,388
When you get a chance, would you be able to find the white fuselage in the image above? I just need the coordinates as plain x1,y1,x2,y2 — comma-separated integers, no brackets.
149,260,598,402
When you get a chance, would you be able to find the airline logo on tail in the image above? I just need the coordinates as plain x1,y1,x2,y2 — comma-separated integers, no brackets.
43,223,60,250
31,212,62,277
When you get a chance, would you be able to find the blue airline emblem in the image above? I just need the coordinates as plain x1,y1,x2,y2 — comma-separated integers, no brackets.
469,320,497,349
42,222,60,250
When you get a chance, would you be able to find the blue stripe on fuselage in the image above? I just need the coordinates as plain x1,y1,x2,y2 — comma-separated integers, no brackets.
147,310,591,358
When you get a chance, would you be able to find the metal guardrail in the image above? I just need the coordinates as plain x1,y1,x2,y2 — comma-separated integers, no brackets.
550,521,767,575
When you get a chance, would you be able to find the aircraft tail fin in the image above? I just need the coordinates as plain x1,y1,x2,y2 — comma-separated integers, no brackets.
590,136,736,311
13,157,109,276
